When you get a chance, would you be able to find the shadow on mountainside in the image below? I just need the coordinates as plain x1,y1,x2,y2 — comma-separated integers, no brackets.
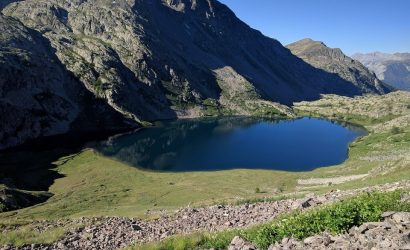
133,0,369,106
0,15,146,211
0,130,130,193
0,130,123,212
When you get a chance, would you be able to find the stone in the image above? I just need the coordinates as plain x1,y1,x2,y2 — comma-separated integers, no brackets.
131,224,142,231
303,234,331,246
299,197,316,208
228,236,258,250
401,243,410,249
401,193,410,202
56,242,65,249
382,211,397,218
392,213,410,223
379,239,392,248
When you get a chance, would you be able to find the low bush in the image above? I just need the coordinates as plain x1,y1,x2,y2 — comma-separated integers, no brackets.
136,190,410,250
391,126,402,134
246,191,406,248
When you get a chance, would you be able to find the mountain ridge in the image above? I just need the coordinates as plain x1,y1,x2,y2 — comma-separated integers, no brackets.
0,0,391,149
352,52,410,90
286,38,392,94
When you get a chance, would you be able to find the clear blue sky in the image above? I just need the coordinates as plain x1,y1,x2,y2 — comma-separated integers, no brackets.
218,0,410,55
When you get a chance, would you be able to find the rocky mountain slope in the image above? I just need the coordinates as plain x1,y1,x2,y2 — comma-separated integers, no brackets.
0,0,391,149
287,39,392,94
0,13,134,150
352,52,410,90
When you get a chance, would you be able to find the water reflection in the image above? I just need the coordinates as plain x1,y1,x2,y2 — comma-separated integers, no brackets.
95,117,367,172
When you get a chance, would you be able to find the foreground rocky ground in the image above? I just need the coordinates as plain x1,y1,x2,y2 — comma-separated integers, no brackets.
229,211,410,250
1,181,409,250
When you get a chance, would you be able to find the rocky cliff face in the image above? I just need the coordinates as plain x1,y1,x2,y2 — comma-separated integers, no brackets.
0,12,136,149
287,39,393,94
352,52,410,91
0,0,391,149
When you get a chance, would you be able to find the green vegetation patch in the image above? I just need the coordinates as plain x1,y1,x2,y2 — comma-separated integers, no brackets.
247,191,408,249
0,221,86,247
134,190,410,250
202,98,223,116
0,150,297,220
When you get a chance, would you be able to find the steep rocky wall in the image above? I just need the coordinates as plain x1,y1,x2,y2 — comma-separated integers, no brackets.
0,13,136,149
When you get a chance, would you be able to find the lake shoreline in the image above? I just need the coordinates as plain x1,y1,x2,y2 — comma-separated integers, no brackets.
1,91,409,248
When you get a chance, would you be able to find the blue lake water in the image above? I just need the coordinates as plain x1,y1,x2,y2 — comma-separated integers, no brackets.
96,117,367,172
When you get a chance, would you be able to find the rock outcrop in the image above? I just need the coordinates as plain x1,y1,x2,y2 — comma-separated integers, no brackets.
0,1,391,149
0,185,52,212
229,236,258,250
0,13,135,149
352,52,410,90
287,39,393,94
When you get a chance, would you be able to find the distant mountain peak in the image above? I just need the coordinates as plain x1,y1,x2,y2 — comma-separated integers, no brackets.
289,38,327,48
287,39,393,94
287,38,348,58
352,52,410,90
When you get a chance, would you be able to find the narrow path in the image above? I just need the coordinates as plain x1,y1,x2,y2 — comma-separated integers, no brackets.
297,174,369,185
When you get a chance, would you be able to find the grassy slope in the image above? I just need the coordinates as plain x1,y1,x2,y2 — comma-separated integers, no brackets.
0,91,409,246
133,91,410,250
0,150,298,220
292,91,410,191
0,220,86,247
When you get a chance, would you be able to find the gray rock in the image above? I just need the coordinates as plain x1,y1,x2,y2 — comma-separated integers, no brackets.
381,211,397,218
131,224,142,231
0,12,136,150
300,197,317,208
303,234,331,246
228,236,258,250
401,192,410,202
352,52,410,90
287,39,393,94
291,197,318,209
401,243,410,249
392,212,410,223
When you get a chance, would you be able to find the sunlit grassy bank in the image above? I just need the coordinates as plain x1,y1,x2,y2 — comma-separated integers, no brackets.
0,150,299,220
